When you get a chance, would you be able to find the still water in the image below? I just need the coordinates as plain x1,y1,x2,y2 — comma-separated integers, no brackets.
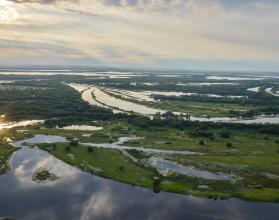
148,156,233,181
69,83,279,124
0,142,279,219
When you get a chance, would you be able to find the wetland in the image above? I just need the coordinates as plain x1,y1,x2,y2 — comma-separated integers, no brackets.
1,69,279,219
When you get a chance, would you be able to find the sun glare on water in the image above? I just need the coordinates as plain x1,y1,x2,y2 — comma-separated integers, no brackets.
0,0,18,22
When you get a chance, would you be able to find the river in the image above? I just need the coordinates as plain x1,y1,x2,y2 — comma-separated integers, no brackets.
0,137,278,220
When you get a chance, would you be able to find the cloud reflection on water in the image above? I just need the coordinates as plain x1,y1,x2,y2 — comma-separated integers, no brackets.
0,146,278,220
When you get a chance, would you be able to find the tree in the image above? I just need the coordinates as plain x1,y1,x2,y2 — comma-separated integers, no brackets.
162,111,176,120
154,112,162,120
220,131,231,139
185,113,191,121
52,144,57,151
87,146,94,153
226,142,233,148
65,146,71,153
70,139,79,146
199,140,205,145
264,135,269,140
153,177,161,193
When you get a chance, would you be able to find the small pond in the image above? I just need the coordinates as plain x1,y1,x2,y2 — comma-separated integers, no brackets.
148,157,233,180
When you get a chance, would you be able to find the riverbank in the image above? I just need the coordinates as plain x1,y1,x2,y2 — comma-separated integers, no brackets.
36,141,279,202
0,144,16,175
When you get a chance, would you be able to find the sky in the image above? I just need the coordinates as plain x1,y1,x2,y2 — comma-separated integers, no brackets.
0,0,279,71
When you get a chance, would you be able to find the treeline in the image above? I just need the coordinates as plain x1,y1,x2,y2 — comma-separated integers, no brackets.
0,81,118,122
127,116,279,135
152,93,279,116
109,81,251,96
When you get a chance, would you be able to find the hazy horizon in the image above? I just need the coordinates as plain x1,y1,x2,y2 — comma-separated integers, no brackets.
0,64,279,74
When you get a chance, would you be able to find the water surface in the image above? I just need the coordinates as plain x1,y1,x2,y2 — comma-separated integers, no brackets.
61,125,103,131
0,120,44,130
148,157,233,180
68,83,279,124
0,144,278,219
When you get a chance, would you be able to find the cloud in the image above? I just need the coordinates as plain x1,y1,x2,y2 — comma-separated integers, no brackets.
80,192,116,220
10,0,70,3
2,0,279,70
9,0,279,9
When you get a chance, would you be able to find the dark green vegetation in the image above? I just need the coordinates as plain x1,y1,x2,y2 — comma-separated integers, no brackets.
0,78,121,122
32,168,58,183
1,218,16,220
150,94,279,118
36,123,279,202
147,100,255,117
29,117,279,202
38,142,157,188
0,128,24,174
0,144,15,175
90,72,279,117
1,72,279,202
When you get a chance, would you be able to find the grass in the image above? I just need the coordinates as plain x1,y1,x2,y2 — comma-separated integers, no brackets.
35,128,279,202
32,168,58,183
102,87,256,117
38,143,158,188
0,144,15,175
1,74,279,203
3,119,279,202
37,142,279,202
146,100,255,117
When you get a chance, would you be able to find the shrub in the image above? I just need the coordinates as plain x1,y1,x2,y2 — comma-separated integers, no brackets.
70,139,79,146
190,129,214,140
87,146,94,153
65,146,71,153
209,136,215,141
226,142,233,148
153,177,161,193
219,131,231,139
199,140,205,145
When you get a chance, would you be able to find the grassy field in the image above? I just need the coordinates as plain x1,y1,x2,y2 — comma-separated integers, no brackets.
22,119,279,202
146,100,255,117
38,143,158,188
1,76,279,202
37,139,279,202
102,88,252,117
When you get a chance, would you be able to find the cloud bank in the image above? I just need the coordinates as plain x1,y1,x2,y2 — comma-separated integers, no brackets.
1,0,279,71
